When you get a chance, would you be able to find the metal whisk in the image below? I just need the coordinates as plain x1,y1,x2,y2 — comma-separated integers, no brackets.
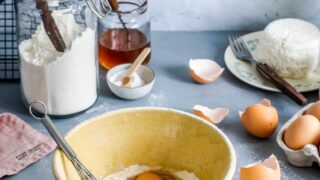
85,0,112,18
29,101,97,180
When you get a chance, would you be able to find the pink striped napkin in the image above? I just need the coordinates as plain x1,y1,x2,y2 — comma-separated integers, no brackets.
0,113,56,178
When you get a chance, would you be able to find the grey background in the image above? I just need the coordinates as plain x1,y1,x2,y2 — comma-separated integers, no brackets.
5,0,320,31
149,0,320,31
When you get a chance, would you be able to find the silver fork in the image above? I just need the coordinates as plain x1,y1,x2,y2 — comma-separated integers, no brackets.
228,35,257,64
228,35,307,105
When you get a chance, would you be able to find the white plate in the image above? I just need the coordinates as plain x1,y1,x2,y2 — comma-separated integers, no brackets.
224,31,320,92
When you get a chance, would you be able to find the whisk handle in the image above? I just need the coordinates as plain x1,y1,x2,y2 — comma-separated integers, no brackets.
40,115,77,160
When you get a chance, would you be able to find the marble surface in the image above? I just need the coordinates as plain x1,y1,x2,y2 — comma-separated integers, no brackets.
150,0,320,31
1,31,319,180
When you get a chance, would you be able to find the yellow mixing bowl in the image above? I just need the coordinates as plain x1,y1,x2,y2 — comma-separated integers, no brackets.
52,108,236,180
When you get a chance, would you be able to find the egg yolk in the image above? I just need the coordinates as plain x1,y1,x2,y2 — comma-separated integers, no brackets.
136,172,163,180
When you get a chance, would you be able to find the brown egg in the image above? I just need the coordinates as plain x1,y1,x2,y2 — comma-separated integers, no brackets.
189,59,224,84
284,115,320,150
306,101,320,120
240,154,281,180
240,99,278,138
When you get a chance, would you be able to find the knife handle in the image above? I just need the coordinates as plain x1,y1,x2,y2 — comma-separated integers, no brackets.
256,63,307,105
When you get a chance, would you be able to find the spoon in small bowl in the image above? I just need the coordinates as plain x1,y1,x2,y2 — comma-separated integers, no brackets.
121,47,151,88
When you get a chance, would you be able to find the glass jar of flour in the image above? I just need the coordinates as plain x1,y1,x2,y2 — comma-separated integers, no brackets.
16,0,99,117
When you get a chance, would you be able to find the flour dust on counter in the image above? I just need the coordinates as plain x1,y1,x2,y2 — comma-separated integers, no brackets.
147,90,167,107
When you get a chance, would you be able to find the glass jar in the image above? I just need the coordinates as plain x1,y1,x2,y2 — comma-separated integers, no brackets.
16,0,99,117
98,0,150,69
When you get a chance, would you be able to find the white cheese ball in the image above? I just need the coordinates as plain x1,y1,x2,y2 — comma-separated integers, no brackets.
258,18,320,79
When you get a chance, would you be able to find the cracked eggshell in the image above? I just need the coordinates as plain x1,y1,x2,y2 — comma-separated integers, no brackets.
240,155,281,180
189,59,224,84
193,105,229,125
240,99,278,138
277,103,320,167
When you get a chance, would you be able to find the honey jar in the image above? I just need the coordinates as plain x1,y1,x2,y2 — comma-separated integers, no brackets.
98,0,151,69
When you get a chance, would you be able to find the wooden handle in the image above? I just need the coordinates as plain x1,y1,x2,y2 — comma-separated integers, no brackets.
36,0,66,52
124,47,151,77
256,63,307,105
108,0,119,11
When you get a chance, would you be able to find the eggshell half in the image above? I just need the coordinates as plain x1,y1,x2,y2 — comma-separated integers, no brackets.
193,105,229,124
240,154,281,180
189,59,224,84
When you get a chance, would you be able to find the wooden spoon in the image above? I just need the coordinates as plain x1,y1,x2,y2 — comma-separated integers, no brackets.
108,0,119,11
121,47,151,88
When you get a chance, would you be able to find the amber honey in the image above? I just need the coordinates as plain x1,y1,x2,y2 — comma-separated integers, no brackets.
99,28,150,69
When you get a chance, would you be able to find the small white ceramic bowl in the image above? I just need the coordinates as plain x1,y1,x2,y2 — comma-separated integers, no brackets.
106,64,155,100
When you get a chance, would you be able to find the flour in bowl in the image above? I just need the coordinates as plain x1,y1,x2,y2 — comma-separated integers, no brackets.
256,18,320,79
19,10,97,115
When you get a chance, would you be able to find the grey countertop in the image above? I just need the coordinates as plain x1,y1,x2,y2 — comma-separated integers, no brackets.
1,31,319,180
